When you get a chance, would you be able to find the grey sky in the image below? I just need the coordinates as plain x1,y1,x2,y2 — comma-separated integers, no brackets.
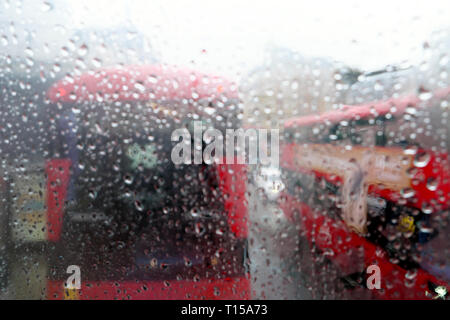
1,0,449,80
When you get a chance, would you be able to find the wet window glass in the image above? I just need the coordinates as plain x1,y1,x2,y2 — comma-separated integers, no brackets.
0,0,449,301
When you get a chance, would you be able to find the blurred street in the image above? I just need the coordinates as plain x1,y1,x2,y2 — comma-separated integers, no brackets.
246,182,311,299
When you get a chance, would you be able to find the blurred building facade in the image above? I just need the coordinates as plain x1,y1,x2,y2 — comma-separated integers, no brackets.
240,46,349,128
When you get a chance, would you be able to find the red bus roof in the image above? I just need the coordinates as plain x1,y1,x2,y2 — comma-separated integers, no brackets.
284,87,450,129
47,64,238,103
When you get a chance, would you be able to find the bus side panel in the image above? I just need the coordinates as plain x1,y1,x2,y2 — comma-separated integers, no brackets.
47,277,250,300
279,193,449,299
45,159,71,242
281,143,450,212
217,162,248,239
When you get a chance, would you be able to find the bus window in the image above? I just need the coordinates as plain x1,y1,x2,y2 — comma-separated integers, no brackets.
383,98,449,151
353,118,388,147
325,119,379,147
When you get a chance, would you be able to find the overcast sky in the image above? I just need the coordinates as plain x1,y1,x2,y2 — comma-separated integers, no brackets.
2,0,450,80
69,0,450,77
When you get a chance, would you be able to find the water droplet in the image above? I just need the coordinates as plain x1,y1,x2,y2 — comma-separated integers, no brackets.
61,46,69,57
421,202,433,214
413,152,430,168
405,269,417,280
418,88,432,101
147,75,158,84
24,47,34,57
42,1,53,12
88,190,97,199
124,175,133,185
78,44,88,56
53,63,61,72
418,222,433,233
405,106,417,116
426,177,438,191
92,58,102,68
1,35,8,46
195,222,205,236
404,145,418,155
71,106,81,114
135,200,143,211
401,188,415,199
134,81,146,93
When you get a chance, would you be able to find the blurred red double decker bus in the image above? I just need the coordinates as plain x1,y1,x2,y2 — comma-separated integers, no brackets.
6,64,250,299
280,87,450,299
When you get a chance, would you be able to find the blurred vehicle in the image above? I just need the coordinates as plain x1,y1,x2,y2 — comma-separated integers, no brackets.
4,64,250,299
280,86,450,299
253,166,285,202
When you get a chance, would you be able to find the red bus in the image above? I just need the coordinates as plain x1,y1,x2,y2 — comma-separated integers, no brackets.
280,87,450,299
6,64,250,299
